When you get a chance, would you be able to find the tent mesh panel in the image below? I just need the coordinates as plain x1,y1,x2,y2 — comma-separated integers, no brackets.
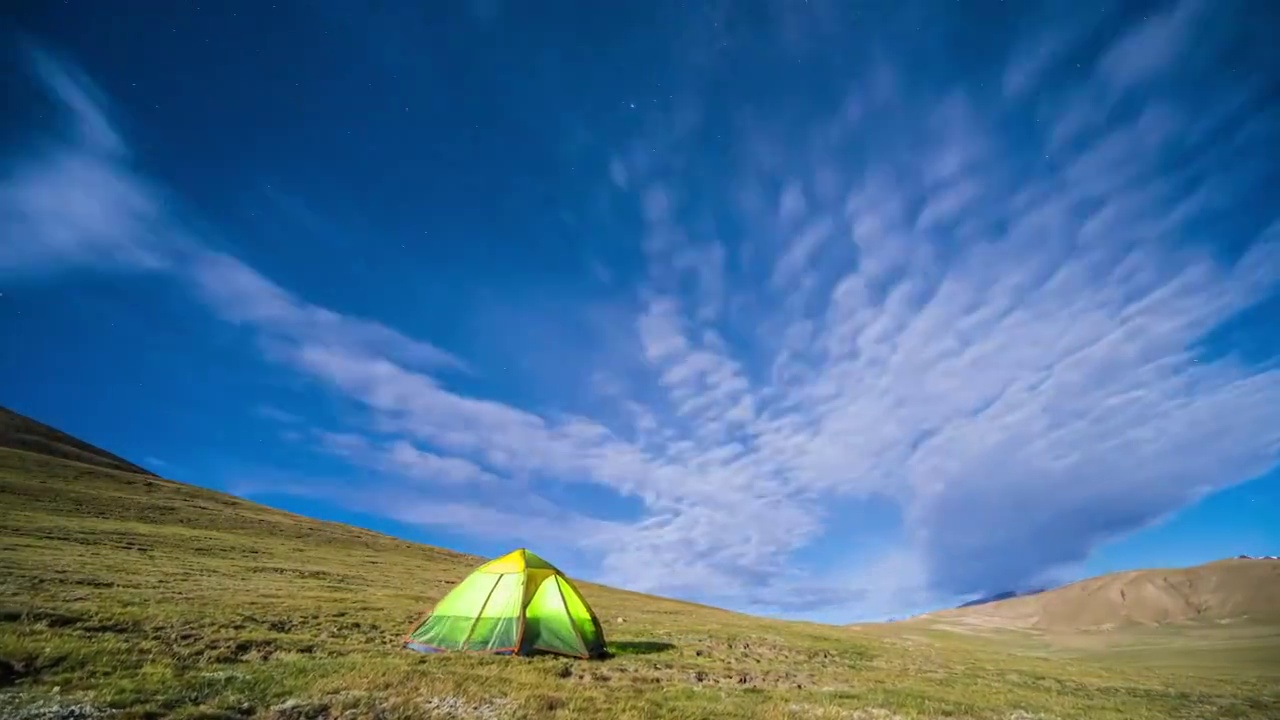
460,572,523,651
522,575,587,656
558,576,604,655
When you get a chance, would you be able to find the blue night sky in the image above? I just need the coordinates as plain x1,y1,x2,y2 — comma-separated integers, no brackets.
2,0,1277,622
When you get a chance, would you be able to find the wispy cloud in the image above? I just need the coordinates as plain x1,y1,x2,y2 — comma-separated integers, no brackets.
1098,0,1211,91
184,249,468,373
254,404,303,424
314,429,503,487
6,0,1279,620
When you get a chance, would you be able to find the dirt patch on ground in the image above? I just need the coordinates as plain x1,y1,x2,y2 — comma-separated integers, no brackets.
267,694,516,720
0,692,116,720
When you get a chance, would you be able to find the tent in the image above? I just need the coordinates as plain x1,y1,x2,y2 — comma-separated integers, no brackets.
402,548,607,658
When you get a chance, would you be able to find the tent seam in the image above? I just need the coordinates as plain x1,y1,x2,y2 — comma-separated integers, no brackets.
513,570,529,654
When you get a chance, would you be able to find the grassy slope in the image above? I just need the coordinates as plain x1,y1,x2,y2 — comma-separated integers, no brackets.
1,449,1278,719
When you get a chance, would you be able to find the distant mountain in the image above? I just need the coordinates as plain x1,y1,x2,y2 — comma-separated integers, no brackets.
956,588,1048,608
0,405,156,476
957,591,1016,608
916,559,1280,630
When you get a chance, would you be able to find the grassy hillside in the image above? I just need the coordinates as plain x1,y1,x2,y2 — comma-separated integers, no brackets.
2,447,1278,719
918,559,1280,630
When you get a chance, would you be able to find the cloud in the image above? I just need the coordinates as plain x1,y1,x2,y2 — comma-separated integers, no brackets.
25,44,127,156
577,0,1280,609
184,250,467,373
254,404,303,424
314,429,503,486
0,45,170,277
0,141,168,277
1098,0,1211,91
6,0,1279,623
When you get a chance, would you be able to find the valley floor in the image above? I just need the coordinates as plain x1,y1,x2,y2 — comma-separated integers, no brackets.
2,450,1277,719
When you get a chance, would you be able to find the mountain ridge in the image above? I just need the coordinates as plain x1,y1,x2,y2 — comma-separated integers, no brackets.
912,557,1280,631
956,588,1049,608
0,405,157,477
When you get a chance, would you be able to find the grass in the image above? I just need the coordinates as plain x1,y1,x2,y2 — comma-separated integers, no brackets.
1,448,1278,719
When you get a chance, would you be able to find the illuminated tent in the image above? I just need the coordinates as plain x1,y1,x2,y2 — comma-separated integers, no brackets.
402,548,607,658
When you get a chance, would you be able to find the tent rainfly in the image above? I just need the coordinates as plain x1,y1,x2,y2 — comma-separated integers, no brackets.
402,548,607,658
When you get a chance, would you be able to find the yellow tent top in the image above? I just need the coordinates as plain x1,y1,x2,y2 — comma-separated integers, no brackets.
475,547,558,574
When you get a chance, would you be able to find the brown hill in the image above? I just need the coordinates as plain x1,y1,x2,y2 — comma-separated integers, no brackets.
0,405,156,477
917,558,1280,631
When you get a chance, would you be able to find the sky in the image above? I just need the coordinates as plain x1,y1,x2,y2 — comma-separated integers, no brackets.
1,0,1278,623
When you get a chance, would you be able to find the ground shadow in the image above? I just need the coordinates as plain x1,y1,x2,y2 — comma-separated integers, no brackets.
605,640,677,657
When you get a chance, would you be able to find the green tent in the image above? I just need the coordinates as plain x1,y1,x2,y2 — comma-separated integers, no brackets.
402,548,607,658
